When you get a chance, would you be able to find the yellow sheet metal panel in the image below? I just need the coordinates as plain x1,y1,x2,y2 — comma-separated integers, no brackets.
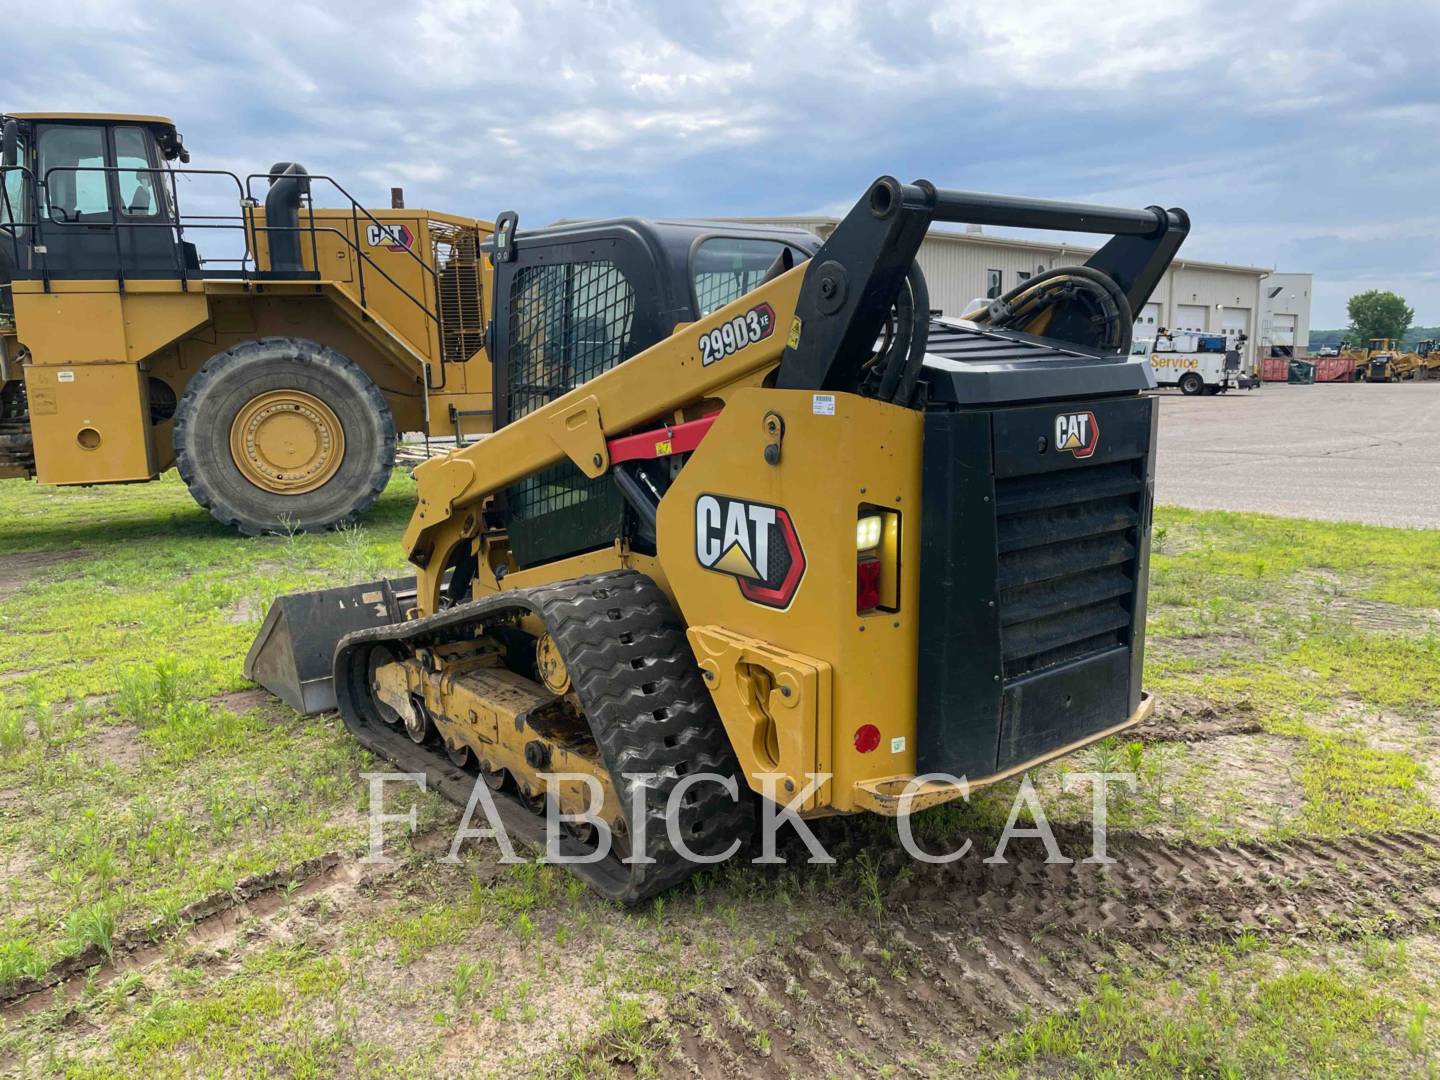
27,362,154,484
121,291,211,362
11,280,209,367
656,387,923,814
12,286,126,365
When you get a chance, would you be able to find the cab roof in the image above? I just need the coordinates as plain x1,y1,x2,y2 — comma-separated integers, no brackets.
6,112,177,127
4,113,188,161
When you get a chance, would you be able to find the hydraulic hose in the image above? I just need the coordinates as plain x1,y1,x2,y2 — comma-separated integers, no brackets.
864,260,931,407
962,265,1133,355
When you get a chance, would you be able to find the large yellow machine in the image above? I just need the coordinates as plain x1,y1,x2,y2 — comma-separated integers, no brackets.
0,112,494,533
1416,340,1438,379
248,177,1189,900
1358,338,1419,382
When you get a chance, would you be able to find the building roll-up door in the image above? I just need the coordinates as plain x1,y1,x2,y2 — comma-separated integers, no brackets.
1221,308,1251,341
1271,313,1296,346
1134,301,1161,337
1176,304,1208,333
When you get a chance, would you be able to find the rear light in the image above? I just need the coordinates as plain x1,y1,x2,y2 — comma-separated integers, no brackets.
854,723,881,753
856,505,899,614
857,556,881,612
856,514,883,552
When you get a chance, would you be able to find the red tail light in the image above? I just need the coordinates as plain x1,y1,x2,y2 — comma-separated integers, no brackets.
857,557,881,612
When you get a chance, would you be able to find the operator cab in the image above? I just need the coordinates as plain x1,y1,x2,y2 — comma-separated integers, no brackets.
483,215,820,567
0,112,194,298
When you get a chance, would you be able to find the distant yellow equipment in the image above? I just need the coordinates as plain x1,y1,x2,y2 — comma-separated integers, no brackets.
0,112,494,533
1357,338,1419,383
1416,340,1438,379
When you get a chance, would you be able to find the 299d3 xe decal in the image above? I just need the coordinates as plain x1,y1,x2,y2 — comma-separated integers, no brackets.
1055,410,1100,459
698,302,776,366
695,494,805,608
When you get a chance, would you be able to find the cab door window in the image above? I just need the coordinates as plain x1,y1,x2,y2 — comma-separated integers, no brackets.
1,132,26,228
37,125,110,222
114,127,161,218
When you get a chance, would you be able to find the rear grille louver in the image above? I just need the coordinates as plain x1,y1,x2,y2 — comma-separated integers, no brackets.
994,460,1143,680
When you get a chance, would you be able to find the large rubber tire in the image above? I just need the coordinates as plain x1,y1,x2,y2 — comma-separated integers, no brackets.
1179,372,1204,396
173,337,395,535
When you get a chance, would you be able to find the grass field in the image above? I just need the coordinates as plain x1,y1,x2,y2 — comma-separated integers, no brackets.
0,473,1438,1076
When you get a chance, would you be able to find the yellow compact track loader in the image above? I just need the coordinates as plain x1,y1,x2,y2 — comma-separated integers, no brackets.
248,177,1189,900
0,112,494,533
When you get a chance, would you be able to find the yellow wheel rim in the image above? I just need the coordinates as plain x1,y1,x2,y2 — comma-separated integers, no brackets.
229,389,345,495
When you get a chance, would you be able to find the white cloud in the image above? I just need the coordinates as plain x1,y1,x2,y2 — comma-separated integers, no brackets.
10,0,1440,323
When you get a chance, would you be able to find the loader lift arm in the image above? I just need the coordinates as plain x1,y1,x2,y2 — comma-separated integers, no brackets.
401,175,1188,615
776,177,1189,397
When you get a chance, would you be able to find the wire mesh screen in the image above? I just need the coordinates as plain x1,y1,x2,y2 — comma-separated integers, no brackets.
510,460,612,521
506,260,635,421
432,223,485,364
694,269,772,317
505,259,636,565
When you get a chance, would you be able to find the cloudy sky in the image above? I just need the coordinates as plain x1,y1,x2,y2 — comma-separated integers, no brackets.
11,0,1437,326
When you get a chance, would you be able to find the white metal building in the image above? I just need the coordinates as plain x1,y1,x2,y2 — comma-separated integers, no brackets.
1258,272,1312,356
738,217,1312,360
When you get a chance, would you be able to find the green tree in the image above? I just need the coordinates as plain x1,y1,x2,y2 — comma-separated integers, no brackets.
1346,290,1414,345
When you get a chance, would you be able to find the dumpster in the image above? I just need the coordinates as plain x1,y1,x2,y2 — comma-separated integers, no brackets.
1314,356,1358,382
1261,357,1290,382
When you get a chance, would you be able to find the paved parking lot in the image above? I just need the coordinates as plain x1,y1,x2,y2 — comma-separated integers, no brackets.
1154,380,1440,528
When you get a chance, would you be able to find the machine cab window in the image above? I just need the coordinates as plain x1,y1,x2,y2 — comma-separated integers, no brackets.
37,124,112,222
691,236,803,316
113,126,162,218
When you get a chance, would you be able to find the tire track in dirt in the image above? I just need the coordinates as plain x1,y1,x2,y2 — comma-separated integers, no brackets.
1132,715,1264,742
658,830,1440,1077
0,853,356,1019
0,819,482,1022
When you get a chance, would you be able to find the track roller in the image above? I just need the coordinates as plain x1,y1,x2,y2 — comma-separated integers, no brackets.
332,570,755,901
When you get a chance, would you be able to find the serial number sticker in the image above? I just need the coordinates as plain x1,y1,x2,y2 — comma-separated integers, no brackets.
699,301,775,366
57,371,75,383
812,393,835,416
890,736,906,753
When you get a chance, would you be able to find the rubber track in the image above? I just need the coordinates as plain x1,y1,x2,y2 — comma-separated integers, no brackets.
659,830,1440,1077
333,570,753,902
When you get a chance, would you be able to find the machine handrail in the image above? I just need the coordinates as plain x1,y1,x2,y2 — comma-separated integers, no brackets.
6,164,445,364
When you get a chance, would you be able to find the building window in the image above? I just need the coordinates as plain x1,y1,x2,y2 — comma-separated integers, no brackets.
1016,270,1031,286
985,269,1001,299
